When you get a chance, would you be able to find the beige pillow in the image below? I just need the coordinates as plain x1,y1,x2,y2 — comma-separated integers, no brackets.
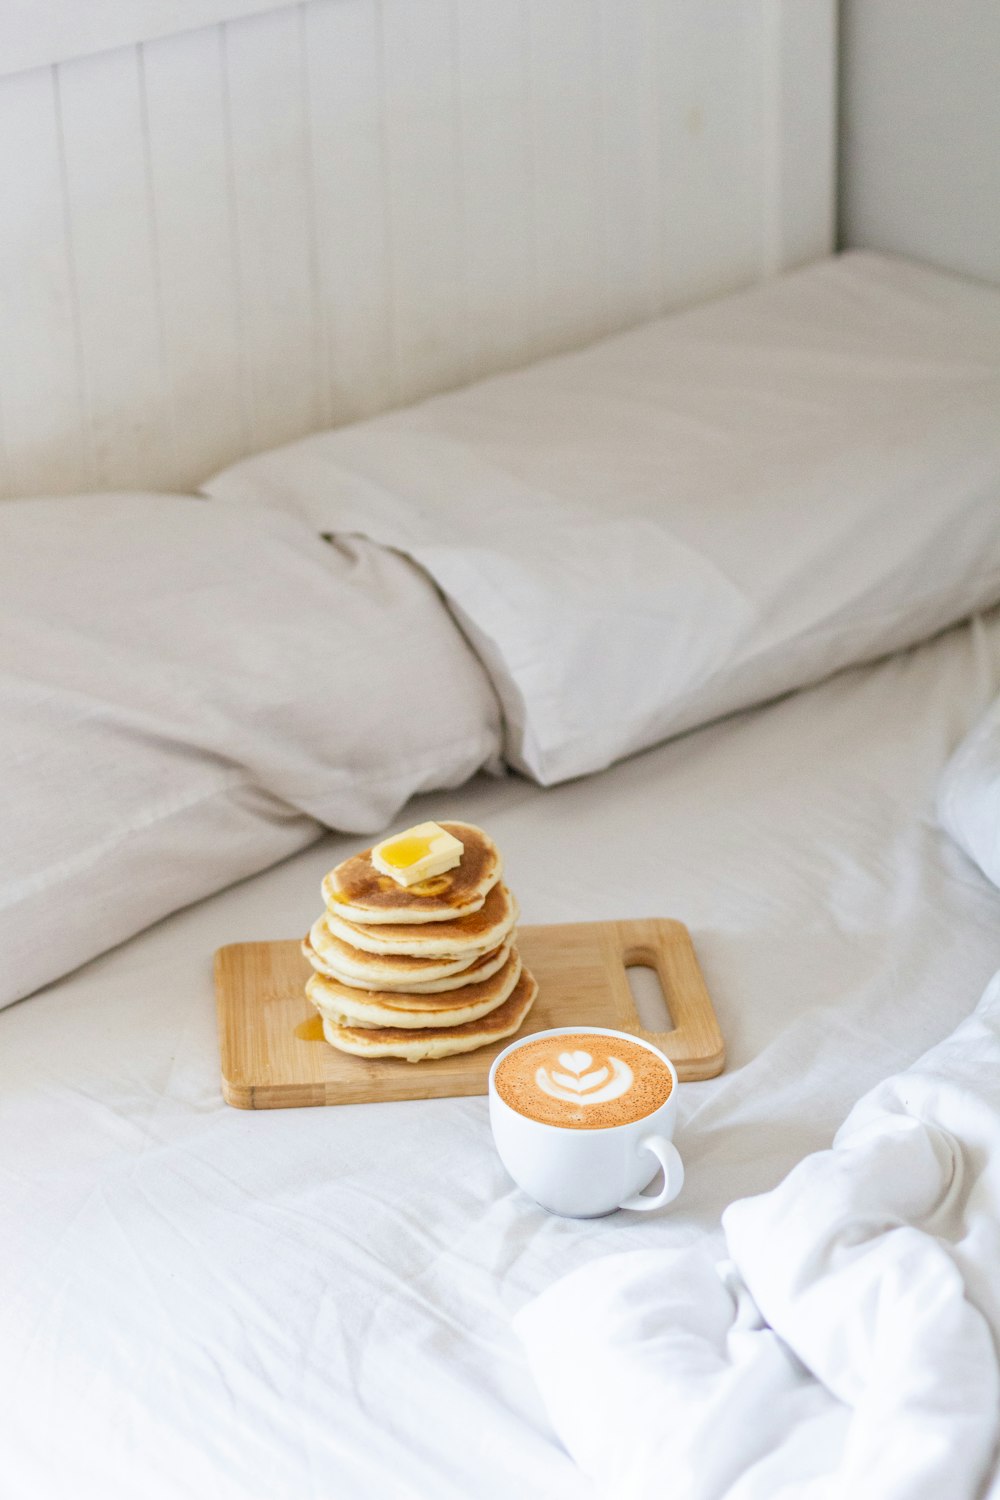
0,494,500,1008
206,252,1000,784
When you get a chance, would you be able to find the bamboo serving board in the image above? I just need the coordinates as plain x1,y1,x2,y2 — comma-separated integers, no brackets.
215,918,724,1110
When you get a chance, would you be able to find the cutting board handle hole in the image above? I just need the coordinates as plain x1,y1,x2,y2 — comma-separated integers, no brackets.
625,961,673,1032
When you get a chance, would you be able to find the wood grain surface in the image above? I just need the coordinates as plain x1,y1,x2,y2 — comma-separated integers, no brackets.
215,918,725,1110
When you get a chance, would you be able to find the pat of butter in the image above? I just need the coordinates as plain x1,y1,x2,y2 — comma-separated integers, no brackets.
371,822,464,887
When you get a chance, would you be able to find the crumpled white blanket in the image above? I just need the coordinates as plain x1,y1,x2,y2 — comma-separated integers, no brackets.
516,970,1000,1500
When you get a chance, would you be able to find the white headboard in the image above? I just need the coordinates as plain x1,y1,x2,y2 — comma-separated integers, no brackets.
0,0,835,501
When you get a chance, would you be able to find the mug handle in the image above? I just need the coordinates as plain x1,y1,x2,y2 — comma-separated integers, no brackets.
618,1136,685,1212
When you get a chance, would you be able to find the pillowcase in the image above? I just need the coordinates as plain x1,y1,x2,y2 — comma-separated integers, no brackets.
0,494,500,1009
938,695,1000,890
205,251,1000,785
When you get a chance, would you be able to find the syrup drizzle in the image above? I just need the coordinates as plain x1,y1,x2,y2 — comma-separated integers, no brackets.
295,1013,326,1042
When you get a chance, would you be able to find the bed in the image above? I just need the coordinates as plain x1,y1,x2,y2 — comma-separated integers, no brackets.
3,258,1000,1500
5,3,1000,1496
4,600,1000,1499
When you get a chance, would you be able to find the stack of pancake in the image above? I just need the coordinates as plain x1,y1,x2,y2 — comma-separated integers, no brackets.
303,821,537,1062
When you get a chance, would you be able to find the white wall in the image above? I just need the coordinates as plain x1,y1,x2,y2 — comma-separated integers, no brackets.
0,0,299,75
839,0,1000,285
0,0,835,501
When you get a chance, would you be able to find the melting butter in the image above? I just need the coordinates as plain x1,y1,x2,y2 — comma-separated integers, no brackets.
371,821,463,888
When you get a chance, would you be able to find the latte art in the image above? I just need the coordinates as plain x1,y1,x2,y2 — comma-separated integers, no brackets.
495,1031,672,1129
535,1050,633,1106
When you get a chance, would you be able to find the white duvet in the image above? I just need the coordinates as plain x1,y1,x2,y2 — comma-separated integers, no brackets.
518,970,1000,1500
3,606,1000,1500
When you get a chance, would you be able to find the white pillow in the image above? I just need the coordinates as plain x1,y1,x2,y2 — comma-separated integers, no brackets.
0,495,500,1008
206,252,1000,784
938,696,1000,889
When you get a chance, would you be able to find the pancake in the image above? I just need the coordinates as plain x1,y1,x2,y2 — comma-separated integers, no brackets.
306,950,523,1030
321,968,538,1061
322,822,501,925
324,882,518,959
303,919,511,993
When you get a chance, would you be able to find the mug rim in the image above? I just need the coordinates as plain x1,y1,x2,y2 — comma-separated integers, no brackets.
488,1024,678,1134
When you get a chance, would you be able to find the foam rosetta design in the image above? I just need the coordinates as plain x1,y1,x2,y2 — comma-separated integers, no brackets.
536,1050,634,1106
494,1031,673,1129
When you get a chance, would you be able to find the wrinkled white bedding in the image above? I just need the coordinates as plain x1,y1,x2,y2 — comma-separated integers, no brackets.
3,607,1000,1500
518,974,1000,1500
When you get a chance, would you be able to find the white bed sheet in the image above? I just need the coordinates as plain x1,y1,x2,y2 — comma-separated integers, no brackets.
4,608,1000,1500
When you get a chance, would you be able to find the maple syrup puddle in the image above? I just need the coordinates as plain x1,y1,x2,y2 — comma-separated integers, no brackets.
294,1014,326,1042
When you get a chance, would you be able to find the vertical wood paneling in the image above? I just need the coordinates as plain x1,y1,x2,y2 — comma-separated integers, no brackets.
56,46,173,489
0,66,85,495
525,0,605,356
0,0,835,501
598,0,665,330
141,26,249,485
657,0,761,309
222,4,323,450
379,0,467,403
453,0,534,381
0,0,306,80
303,0,393,427
766,0,836,272
0,378,9,500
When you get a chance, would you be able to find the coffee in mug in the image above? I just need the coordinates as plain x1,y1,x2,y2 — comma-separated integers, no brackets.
488,1026,684,1217
493,1030,672,1129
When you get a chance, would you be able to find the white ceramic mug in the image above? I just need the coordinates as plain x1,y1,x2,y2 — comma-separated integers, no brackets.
488,1025,684,1218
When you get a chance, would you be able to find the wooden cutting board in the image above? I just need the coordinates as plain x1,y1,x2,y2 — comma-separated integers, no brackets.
215,918,724,1109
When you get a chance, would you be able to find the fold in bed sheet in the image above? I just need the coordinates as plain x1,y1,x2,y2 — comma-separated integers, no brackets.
3,607,1000,1500
518,969,1000,1500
